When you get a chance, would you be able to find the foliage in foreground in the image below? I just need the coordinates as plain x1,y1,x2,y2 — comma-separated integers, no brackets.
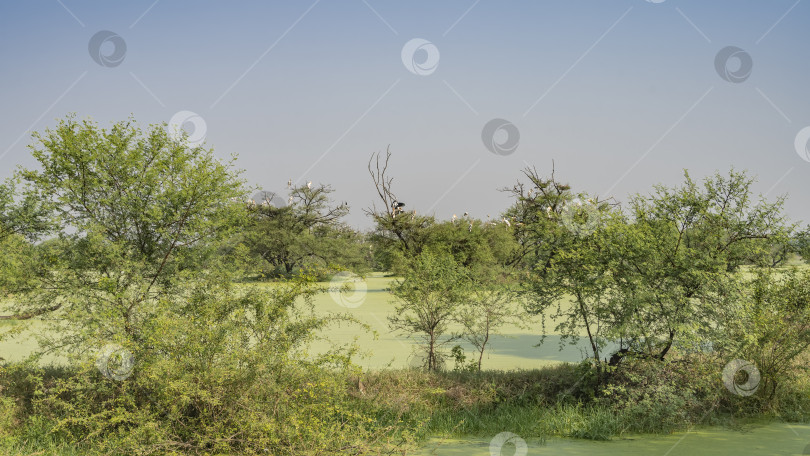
0,280,421,455
4,353,809,455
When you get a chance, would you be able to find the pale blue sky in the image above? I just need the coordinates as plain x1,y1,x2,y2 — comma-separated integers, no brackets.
1,1,809,228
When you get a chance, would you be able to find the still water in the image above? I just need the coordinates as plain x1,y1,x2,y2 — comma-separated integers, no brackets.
415,423,810,455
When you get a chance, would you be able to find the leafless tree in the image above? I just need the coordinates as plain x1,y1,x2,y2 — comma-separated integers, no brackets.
365,147,432,254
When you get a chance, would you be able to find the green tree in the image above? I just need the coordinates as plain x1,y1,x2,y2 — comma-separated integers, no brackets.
714,267,810,399
456,281,524,371
528,214,616,365
504,166,613,364
791,226,810,263
0,177,51,243
241,183,358,277
0,116,388,454
10,115,246,351
0,177,51,300
426,219,524,370
501,165,578,272
606,170,790,362
388,251,469,371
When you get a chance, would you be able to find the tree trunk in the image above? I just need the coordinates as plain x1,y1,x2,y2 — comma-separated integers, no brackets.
478,315,491,372
477,332,488,372
575,292,599,364
428,332,436,371
658,329,675,360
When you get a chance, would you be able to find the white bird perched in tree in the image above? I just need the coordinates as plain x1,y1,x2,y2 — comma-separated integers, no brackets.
306,181,312,189
463,212,469,217
528,189,534,197
287,178,292,188
288,196,293,205
411,210,416,220
546,206,552,218
452,214,457,224
502,217,511,227
468,222,473,232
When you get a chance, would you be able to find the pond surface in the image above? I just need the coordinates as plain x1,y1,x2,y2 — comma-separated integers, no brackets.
306,274,607,370
415,422,810,455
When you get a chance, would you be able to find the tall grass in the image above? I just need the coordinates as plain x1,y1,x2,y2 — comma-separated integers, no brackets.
2,355,810,454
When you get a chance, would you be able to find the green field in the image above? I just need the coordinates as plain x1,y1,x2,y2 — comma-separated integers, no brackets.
0,273,596,369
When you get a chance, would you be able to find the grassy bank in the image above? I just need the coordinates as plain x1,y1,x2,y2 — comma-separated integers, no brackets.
354,355,810,441
2,353,808,455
